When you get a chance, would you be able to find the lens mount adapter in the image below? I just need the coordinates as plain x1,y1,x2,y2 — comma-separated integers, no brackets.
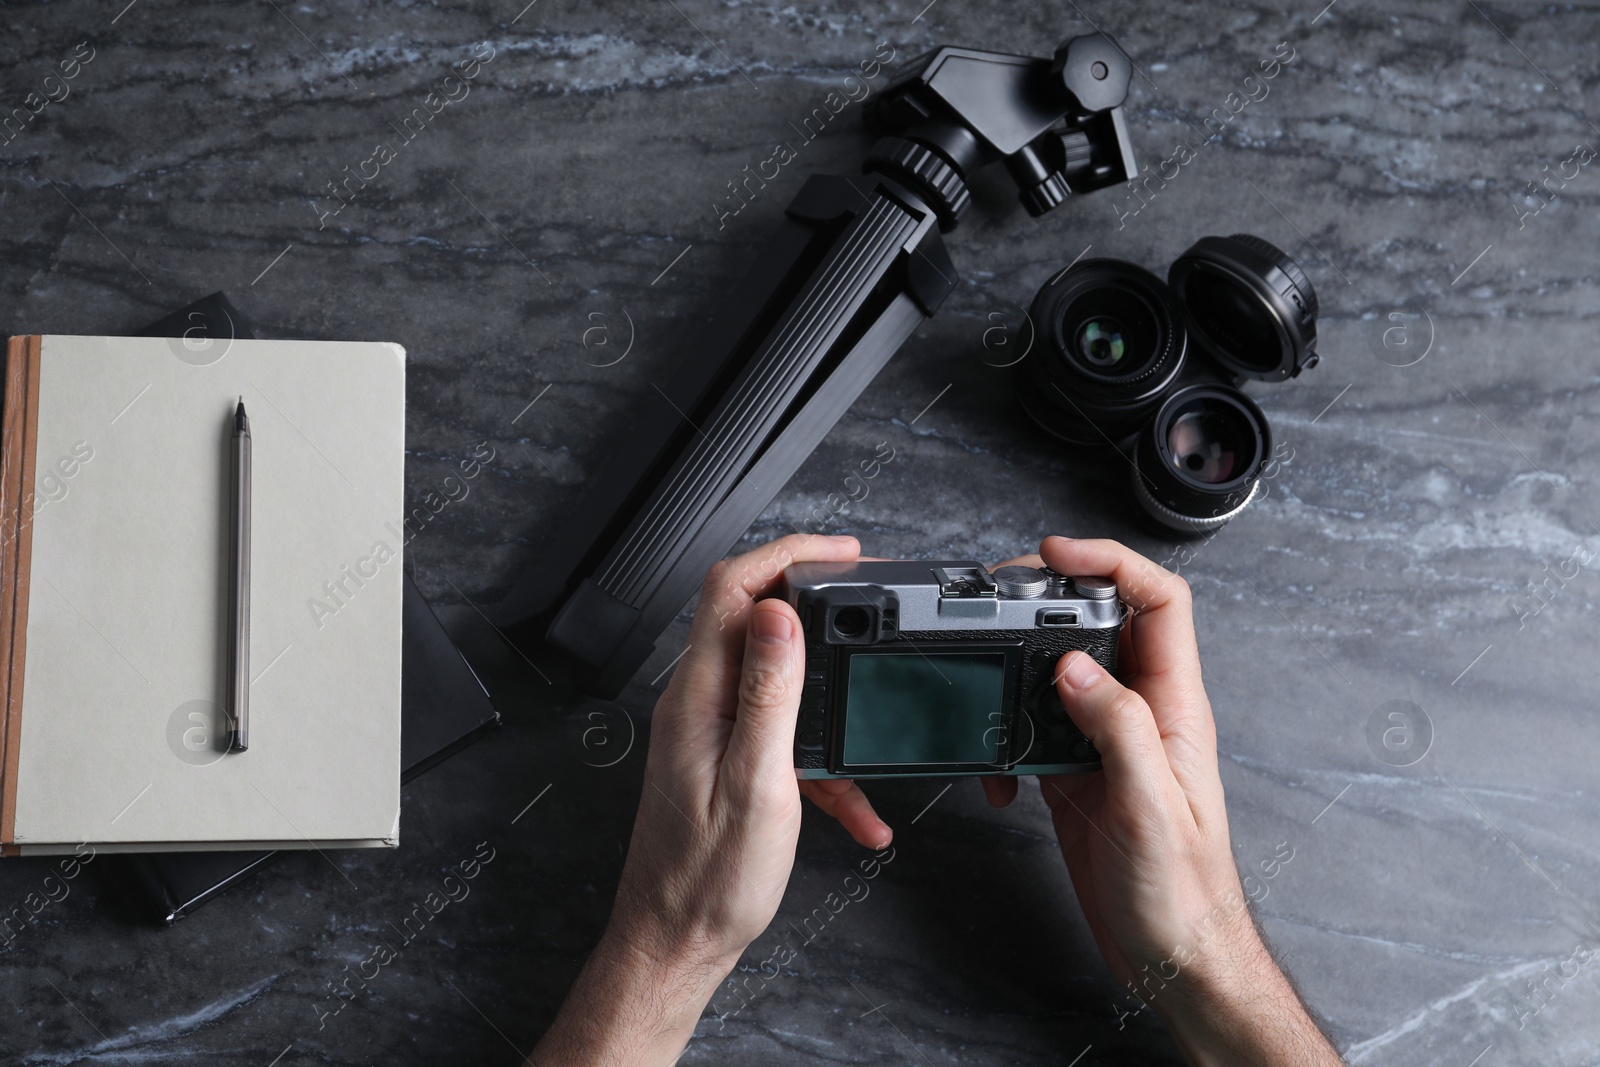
1131,383,1272,534
1168,233,1319,382
1016,259,1187,445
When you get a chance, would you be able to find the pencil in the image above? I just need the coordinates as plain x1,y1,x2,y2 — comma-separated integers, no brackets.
229,397,251,752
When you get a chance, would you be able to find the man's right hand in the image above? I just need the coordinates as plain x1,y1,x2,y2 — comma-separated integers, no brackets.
985,536,1344,1067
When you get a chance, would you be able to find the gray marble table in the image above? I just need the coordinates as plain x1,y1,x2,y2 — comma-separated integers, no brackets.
2,0,1597,1063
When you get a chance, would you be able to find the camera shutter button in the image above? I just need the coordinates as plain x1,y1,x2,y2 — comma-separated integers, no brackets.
1071,576,1117,599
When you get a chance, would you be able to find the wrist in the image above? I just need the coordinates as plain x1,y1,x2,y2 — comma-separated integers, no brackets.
602,905,745,1007
1148,918,1341,1066
531,923,735,1067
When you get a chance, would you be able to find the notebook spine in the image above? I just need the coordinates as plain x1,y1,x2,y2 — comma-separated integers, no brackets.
0,335,41,855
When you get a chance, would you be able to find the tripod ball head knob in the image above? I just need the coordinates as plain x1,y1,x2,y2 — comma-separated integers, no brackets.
1052,33,1132,113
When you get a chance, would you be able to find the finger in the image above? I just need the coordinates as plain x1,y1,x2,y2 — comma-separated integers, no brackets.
666,534,860,720
1038,536,1198,683
1038,771,1098,811
992,550,1150,678
988,547,1157,688
721,599,808,787
1037,773,1101,855
1116,617,1141,681
980,775,1018,808
988,552,1041,572
799,778,893,849
1053,650,1177,817
689,532,860,652
694,531,857,630
1040,537,1220,807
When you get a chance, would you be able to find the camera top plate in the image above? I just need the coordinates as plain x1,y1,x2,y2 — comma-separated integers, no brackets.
782,559,1122,635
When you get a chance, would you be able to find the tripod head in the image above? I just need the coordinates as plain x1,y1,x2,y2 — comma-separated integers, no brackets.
864,33,1138,230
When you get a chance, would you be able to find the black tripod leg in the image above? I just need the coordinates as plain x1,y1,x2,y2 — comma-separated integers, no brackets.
492,214,825,627
545,175,957,695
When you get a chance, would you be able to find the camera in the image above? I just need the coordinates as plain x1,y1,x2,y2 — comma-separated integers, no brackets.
783,560,1123,780
1013,234,1319,535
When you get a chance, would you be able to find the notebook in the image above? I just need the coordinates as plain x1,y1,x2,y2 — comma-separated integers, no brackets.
0,333,406,855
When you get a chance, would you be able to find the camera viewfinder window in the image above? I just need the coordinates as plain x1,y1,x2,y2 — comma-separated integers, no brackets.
842,652,1006,766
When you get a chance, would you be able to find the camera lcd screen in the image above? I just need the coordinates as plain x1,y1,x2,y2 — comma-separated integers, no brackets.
841,652,1007,766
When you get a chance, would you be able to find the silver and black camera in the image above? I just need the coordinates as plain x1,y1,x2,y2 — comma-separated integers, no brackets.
783,560,1123,780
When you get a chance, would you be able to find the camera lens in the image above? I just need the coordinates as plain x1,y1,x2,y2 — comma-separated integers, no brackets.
1131,384,1270,534
1168,234,1318,382
1015,260,1186,445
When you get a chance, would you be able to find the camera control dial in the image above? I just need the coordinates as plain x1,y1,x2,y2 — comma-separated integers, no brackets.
993,565,1050,598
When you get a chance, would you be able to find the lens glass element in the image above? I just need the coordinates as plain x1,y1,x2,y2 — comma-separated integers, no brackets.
1167,406,1251,484
1075,318,1127,366
1059,286,1161,380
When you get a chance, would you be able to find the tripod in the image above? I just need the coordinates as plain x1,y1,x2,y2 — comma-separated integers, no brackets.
495,33,1140,698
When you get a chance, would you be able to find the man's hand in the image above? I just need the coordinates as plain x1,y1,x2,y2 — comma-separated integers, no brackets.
531,533,890,1067
984,536,1343,1067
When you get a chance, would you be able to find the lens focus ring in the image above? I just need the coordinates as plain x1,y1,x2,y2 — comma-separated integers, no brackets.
1131,473,1261,535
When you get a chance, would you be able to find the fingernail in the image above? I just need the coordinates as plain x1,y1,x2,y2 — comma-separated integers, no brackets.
1059,651,1103,691
751,609,791,646
827,534,856,543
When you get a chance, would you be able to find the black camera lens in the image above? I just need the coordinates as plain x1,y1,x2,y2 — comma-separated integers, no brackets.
1168,234,1319,382
1132,384,1271,535
1015,260,1186,444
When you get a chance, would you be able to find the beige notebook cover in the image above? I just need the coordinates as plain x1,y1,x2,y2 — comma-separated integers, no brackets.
0,334,405,855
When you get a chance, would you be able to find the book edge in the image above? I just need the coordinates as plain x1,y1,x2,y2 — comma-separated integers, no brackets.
0,336,40,856
18,837,398,857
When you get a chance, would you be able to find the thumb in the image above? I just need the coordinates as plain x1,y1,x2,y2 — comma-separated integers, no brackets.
722,599,806,781
1053,651,1173,812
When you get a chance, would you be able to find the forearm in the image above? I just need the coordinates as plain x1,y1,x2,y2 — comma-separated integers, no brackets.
1154,929,1344,1067
530,928,731,1067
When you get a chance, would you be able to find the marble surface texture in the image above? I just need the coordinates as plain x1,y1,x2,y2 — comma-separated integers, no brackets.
2,0,1599,1064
